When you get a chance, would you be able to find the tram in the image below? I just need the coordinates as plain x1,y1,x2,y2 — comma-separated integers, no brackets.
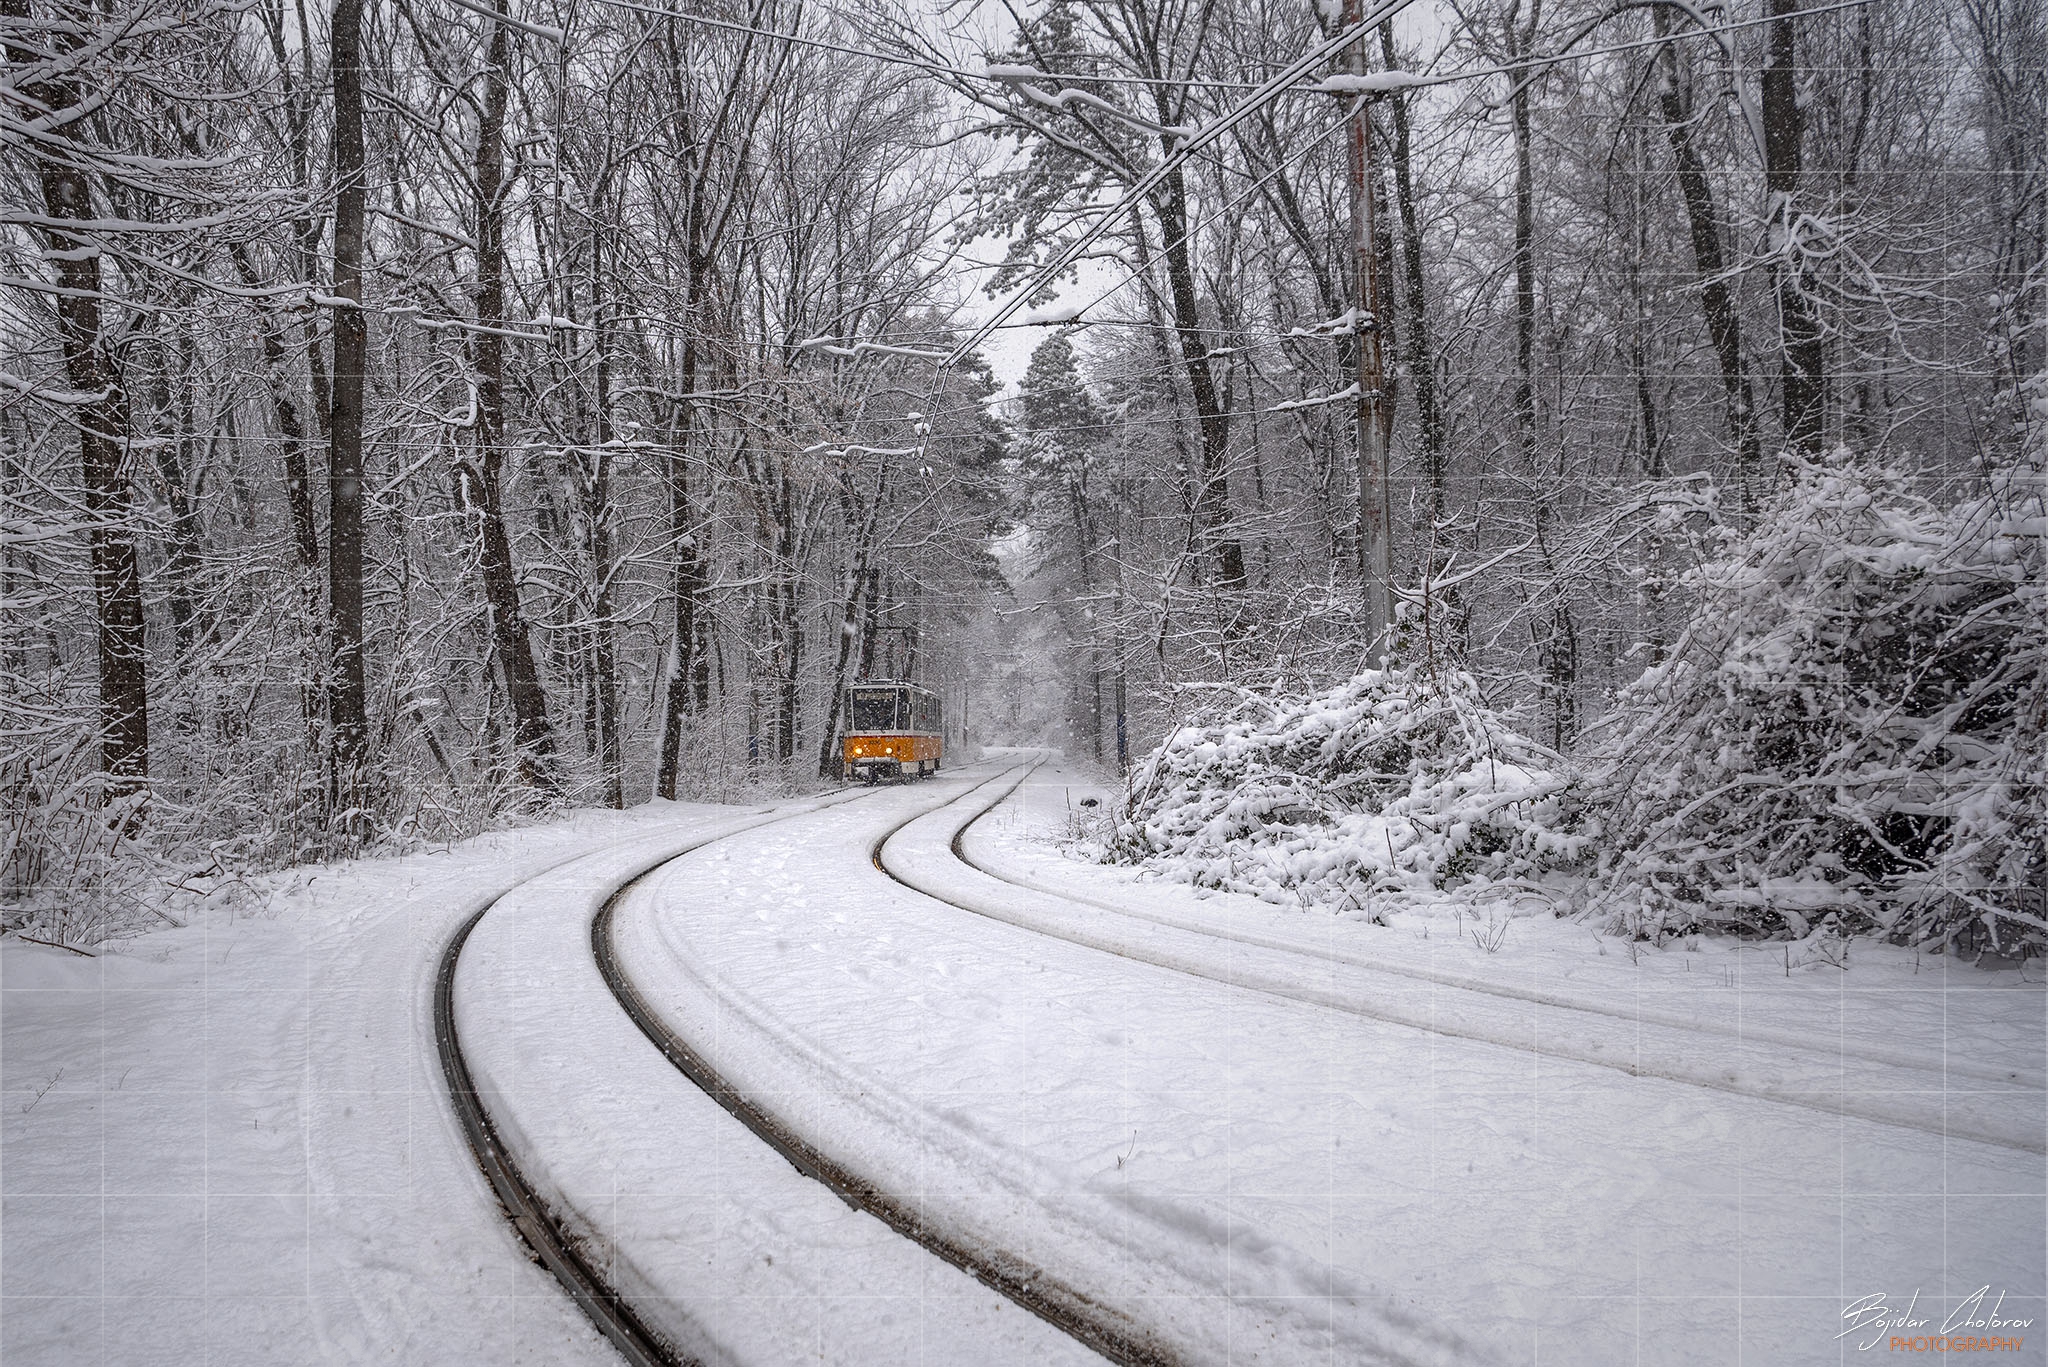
841,680,942,783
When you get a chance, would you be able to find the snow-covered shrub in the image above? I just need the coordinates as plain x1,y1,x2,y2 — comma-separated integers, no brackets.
1595,447,2045,951
1,732,168,946
1102,666,1587,907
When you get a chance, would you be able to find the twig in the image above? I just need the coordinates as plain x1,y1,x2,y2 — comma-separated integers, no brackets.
18,935,94,957
21,1068,64,1112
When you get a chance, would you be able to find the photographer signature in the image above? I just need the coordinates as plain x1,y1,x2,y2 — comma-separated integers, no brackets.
1839,1287,2034,1351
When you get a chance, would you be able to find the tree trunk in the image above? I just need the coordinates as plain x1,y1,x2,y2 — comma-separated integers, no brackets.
327,0,370,815
816,458,886,780
1122,206,1204,544
588,223,623,808
1343,0,1394,654
151,327,207,660
238,23,327,775
1626,126,1664,477
775,577,800,766
1510,0,1540,473
816,569,865,781
1507,0,1577,745
1380,20,1443,522
656,318,709,800
1150,171,1247,602
1652,8,1763,500
464,0,557,795
4,0,149,791
1066,472,1104,761
1762,0,1826,454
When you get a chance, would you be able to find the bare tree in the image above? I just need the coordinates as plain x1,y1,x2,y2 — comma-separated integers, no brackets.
3,0,151,793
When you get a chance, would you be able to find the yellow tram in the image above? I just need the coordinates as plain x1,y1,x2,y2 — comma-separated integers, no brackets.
841,680,942,783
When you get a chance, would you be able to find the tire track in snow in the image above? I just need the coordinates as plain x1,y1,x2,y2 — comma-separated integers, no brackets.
874,765,2043,1156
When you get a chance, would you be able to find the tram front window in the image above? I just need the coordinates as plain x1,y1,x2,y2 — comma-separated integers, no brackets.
849,688,901,732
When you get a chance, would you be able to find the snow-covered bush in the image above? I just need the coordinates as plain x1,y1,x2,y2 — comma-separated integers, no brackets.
1595,447,2045,951
1102,666,1587,908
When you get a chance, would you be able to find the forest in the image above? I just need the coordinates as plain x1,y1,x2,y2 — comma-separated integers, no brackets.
2,0,2041,949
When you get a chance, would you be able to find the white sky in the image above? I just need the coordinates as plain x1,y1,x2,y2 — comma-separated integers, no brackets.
949,250,1130,396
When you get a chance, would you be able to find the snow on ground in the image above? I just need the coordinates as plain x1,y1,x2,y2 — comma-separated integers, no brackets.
452,775,1105,1366
937,777,2044,1152
970,762,2048,1090
614,752,2045,1365
7,752,2042,1366
961,758,2048,1357
1,795,769,1366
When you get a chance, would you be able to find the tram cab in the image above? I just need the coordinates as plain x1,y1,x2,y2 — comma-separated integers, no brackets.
842,681,942,783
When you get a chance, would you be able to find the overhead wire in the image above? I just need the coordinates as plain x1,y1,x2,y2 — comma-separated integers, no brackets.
568,0,1282,88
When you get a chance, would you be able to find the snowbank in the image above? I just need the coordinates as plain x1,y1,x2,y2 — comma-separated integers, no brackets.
1102,666,1585,909
1595,449,2046,950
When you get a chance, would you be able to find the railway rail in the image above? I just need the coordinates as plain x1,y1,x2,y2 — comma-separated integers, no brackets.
434,766,1165,1367
875,766,2044,1155
433,788,885,1367
435,754,2039,1367
436,897,682,1367
593,772,1173,1367
948,780,2038,1091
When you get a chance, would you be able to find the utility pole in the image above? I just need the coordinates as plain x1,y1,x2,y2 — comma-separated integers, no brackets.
1343,0,1396,660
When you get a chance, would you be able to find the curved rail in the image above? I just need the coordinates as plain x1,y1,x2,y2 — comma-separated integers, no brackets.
438,768,1166,1367
434,898,689,1367
950,790,2038,1090
595,761,1174,1367
872,765,2043,1155
433,787,874,1367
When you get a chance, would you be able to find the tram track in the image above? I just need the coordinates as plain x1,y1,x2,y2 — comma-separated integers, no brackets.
606,756,1490,1367
436,766,1166,1367
873,763,2044,1156
432,788,878,1367
594,762,1173,1367
434,755,2035,1367
948,780,2038,1091
436,894,684,1367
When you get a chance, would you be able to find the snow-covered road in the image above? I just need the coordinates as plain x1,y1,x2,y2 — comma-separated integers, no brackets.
6,754,2042,1365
